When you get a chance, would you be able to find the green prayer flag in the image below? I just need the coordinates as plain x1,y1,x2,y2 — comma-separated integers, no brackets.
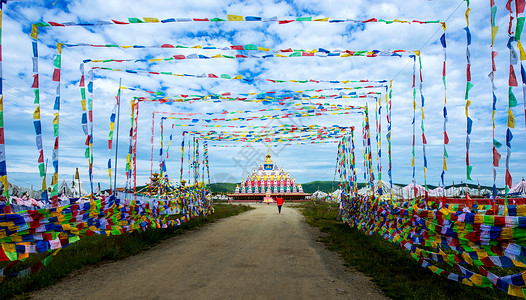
34,89,40,104
467,165,472,181
509,87,518,107
494,139,502,148
53,55,61,68
39,163,45,177
516,17,525,41
128,18,144,23
244,44,257,50
465,82,474,99
296,17,312,21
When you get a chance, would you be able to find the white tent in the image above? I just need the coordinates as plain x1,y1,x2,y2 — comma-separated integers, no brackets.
445,187,461,197
401,182,426,199
329,189,342,202
510,179,526,194
429,187,446,197
312,190,328,200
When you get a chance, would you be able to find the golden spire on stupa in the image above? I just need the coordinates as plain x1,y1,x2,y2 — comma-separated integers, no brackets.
265,148,273,164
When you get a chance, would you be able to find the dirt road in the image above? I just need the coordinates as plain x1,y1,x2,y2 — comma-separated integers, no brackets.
31,204,386,299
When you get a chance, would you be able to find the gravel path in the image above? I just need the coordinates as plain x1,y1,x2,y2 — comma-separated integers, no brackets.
30,203,387,300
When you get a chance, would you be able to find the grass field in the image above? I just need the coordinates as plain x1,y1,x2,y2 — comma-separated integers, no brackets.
0,204,254,299
299,201,514,300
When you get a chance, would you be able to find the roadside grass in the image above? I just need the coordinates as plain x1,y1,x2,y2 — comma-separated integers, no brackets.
1,203,253,299
299,201,515,300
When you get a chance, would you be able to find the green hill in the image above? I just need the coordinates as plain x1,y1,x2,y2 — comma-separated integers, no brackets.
209,183,238,194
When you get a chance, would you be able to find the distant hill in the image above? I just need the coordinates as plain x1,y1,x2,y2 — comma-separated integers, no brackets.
210,183,238,194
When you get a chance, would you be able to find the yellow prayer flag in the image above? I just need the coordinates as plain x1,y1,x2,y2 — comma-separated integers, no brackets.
518,40,526,61
2,243,15,253
441,22,446,30
491,26,499,45
149,58,162,62
508,109,516,128
212,54,222,58
465,8,470,27
227,14,244,21
393,19,407,23
57,43,62,54
30,24,38,40
233,75,242,80
314,17,329,22
191,45,202,49
411,157,414,167
143,17,160,23
121,45,133,48
52,113,59,125
414,50,420,56
258,47,270,51
508,284,525,298
33,106,40,120
443,157,447,171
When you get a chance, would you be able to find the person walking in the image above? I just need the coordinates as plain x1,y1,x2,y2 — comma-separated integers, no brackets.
276,194,284,214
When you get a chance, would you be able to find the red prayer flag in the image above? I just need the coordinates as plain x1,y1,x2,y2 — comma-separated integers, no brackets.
509,65,518,86
52,69,60,82
32,74,39,88
278,20,294,24
230,45,244,50
506,169,513,187
112,19,129,24
517,0,526,13
363,18,377,23
444,131,449,144
173,55,186,60
493,147,501,167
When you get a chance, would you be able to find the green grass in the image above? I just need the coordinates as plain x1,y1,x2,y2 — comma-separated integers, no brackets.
299,201,514,300
0,204,253,299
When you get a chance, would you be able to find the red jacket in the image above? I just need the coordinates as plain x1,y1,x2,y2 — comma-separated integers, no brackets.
276,197,284,205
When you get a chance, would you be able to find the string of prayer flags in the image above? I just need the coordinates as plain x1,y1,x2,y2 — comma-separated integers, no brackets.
411,56,417,187
465,1,473,182
80,49,416,62
92,66,392,85
30,16,445,39
0,3,7,201
418,54,428,193
441,20,448,193
387,81,394,200
50,43,62,207
30,24,47,201
490,0,501,203
505,1,517,201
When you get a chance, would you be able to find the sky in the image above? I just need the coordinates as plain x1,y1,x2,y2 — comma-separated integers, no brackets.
0,0,524,192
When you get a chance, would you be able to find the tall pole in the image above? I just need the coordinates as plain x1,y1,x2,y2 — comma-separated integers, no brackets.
0,1,9,202
113,79,121,195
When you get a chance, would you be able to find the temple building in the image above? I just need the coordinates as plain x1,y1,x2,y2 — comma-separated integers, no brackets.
228,149,311,202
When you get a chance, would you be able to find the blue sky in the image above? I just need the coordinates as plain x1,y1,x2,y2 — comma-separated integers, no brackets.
0,0,524,191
